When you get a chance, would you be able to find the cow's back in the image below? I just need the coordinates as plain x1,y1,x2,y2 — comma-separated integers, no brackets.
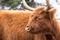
0,10,34,40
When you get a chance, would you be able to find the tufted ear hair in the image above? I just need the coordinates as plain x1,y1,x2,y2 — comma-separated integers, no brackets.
48,8,56,19
33,6,46,14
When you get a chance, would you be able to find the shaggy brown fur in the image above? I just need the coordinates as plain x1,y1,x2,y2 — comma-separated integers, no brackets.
0,7,59,40
25,6,60,40
0,10,35,40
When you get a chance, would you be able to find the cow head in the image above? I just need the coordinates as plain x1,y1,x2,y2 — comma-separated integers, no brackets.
24,0,57,40
25,6,57,40
25,6,56,33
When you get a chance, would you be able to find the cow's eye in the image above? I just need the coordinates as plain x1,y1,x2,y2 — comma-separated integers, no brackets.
34,16,39,21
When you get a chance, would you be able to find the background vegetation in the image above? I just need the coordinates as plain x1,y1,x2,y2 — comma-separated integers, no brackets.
0,0,35,10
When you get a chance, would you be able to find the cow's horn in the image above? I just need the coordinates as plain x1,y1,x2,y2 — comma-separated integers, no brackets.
22,0,34,10
46,0,51,10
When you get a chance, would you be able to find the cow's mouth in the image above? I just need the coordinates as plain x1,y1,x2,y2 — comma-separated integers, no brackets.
44,33,56,40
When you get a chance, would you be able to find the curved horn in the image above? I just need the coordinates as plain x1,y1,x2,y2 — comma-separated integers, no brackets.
46,0,51,10
22,0,34,10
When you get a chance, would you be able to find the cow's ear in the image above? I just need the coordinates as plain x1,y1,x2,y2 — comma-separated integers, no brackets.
48,8,56,19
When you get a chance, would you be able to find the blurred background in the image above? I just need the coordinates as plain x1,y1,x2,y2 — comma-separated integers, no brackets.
0,0,60,23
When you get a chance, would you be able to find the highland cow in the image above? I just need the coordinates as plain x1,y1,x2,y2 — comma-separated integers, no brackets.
25,6,60,40
0,6,59,40
25,0,60,40
0,0,60,40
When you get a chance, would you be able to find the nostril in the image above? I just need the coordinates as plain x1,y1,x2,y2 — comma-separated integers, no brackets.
25,27,30,31
26,26,29,27
25,26,31,32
